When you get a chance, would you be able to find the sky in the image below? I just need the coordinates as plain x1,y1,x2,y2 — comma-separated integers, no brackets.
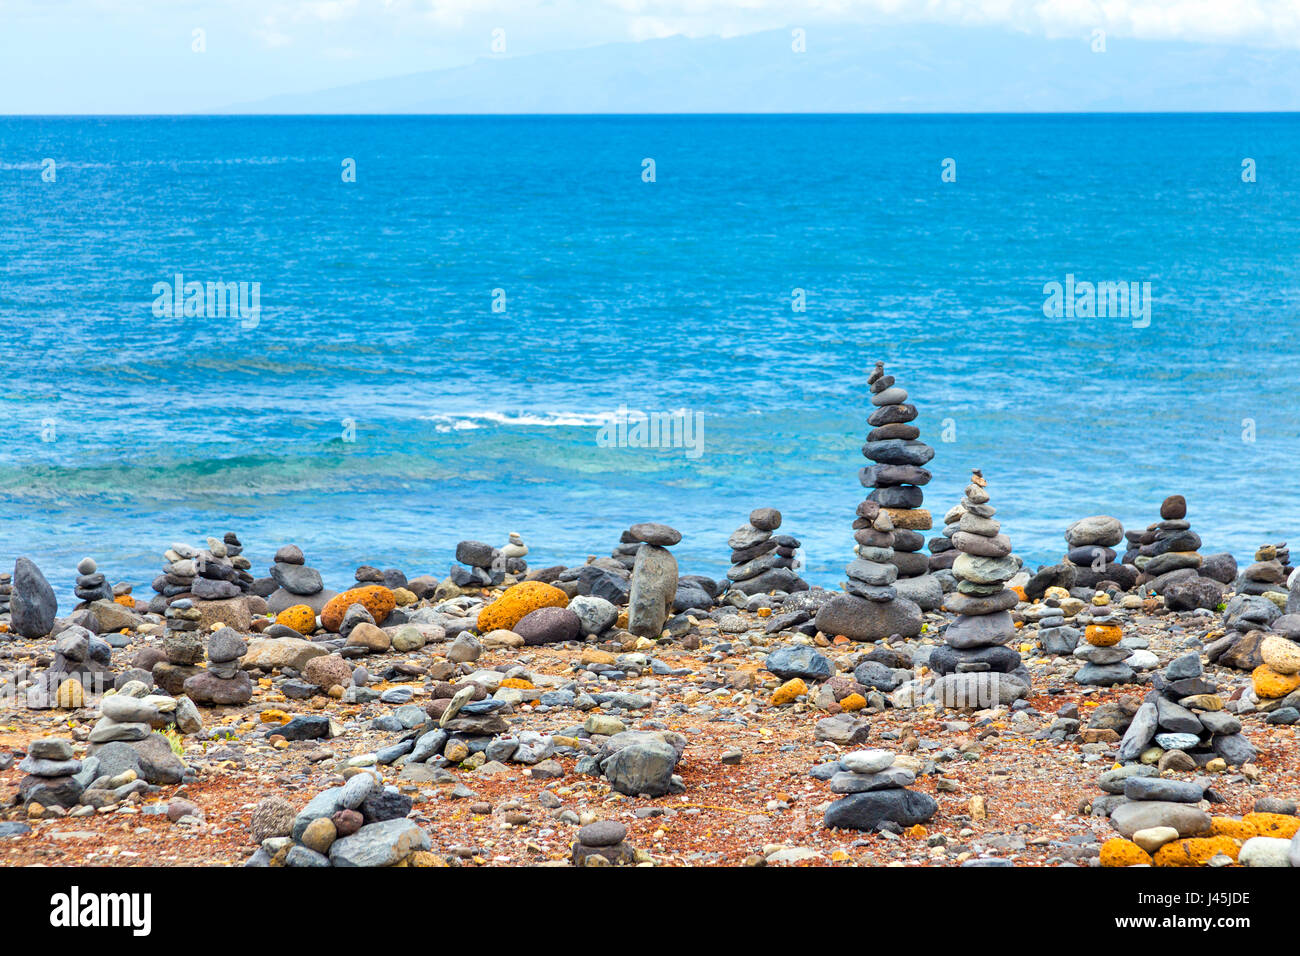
1,0,1298,113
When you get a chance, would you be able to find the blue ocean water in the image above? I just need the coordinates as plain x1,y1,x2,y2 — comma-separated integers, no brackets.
2,114,1297,608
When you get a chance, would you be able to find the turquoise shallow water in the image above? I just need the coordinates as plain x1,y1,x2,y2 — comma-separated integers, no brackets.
1,114,1298,606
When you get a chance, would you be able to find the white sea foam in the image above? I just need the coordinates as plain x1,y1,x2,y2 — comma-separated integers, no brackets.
422,410,616,431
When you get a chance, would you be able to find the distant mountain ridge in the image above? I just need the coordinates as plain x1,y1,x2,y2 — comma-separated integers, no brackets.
224,24,1300,113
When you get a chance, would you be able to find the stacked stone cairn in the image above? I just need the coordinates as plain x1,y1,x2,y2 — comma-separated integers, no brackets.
27,625,112,709
858,361,941,611
1063,515,1136,590
450,540,501,588
572,820,640,866
823,748,937,832
17,738,84,810
265,544,335,615
1130,495,1203,592
183,626,252,705
626,523,680,639
0,570,10,627
495,532,529,575
816,501,922,643
154,599,205,695
1237,543,1290,600
1115,650,1256,772
1072,593,1137,687
73,557,113,605
150,534,253,613
725,507,808,596
929,470,1030,706
1028,594,1080,656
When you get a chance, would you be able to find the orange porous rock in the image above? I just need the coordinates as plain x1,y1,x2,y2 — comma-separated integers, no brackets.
839,693,867,712
1154,836,1239,867
1243,812,1300,839
276,604,317,635
1010,585,1027,601
114,594,135,607
772,678,808,706
1210,817,1258,841
1085,624,1123,647
1100,838,1152,867
321,586,395,632
476,581,568,633
1251,665,1300,700
499,677,534,689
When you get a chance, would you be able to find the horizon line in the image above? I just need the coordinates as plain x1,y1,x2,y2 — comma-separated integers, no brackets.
6,110,1300,119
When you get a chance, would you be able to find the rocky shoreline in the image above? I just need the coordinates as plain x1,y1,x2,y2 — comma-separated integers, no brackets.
2,373,1299,868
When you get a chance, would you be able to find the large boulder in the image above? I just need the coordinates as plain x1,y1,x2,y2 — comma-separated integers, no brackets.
328,818,430,867
1064,516,1124,548
242,637,328,672
815,593,922,642
192,597,252,631
11,557,57,638
1163,576,1225,611
824,789,938,831
514,606,582,645
765,645,833,681
601,739,678,797
627,544,677,639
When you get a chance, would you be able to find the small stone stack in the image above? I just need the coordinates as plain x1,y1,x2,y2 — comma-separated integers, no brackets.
1027,598,1080,655
571,820,639,866
183,626,252,705
27,625,112,709
1116,651,1256,770
154,599,206,695
725,507,807,596
1073,593,1135,686
267,544,334,615
1133,495,1204,592
450,540,500,588
73,557,113,605
859,361,941,610
823,749,937,831
1237,544,1290,600
1063,515,1135,590
17,738,83,811
930,470,1029,706
497,532,529,575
